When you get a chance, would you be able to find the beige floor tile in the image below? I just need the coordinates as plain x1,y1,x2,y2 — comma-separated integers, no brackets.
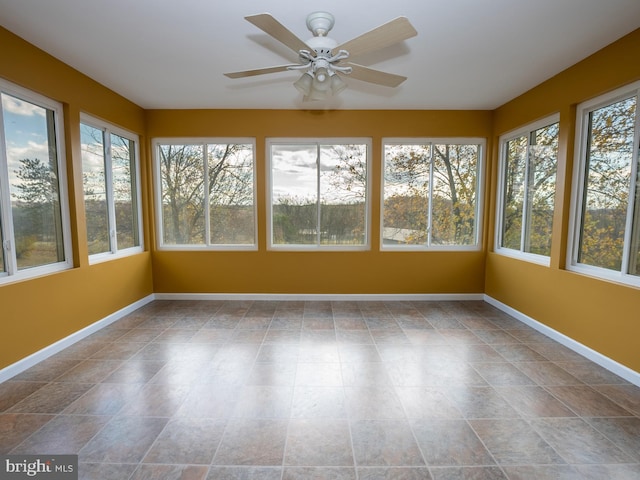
1,300,638,475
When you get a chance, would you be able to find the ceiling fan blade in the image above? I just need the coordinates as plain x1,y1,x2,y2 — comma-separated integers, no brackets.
335,17,417,59
224,65,299,79
245,13,312,55
344,63,407,87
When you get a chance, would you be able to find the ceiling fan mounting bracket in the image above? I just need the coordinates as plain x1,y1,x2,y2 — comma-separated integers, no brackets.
306,11,335,37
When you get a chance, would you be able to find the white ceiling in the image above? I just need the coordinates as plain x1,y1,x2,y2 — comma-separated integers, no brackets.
1,0,639,110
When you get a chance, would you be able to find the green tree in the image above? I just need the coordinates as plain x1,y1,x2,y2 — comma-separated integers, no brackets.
14,157,58,204
272,194,317,244
382,143,479,246
432,143,478,245
12,157,64,263
382,145,428,244
111,133,139,249
501,123,558,256
579,96,636,270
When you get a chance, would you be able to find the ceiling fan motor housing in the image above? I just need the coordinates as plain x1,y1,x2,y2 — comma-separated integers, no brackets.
305,36,338,56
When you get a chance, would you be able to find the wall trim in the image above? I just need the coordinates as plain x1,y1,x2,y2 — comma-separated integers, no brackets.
484,295,640,387
0,294,155,383
154,292,485,301
3,292,637,388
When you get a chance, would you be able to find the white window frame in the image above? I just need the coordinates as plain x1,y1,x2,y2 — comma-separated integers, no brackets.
153,137,258,251
380,138,485,251
80,114,143,263
0,80,72,284
495,114,560,266
266,137,371,251
568,80,640,288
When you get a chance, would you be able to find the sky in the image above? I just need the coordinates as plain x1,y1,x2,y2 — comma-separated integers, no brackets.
271,143,317,201
1,93,51,190
79,122,107,199
270,142,367,203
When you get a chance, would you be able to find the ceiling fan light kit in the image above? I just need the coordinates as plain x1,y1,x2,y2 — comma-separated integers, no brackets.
224,11,417,102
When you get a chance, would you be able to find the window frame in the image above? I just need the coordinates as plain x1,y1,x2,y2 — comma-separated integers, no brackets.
495,114,560,266
0,79,72,284
266,137,371,251
153,137,258,251
380,137,485,251
80,113,143,263
568,81,640,287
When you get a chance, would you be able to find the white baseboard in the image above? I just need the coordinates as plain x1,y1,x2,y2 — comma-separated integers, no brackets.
0,292,480,383
0,294,155,383
5,292,636,389
154,292,485,302
484,295,640,387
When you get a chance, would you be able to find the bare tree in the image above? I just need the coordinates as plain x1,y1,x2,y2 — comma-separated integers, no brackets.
382,143,479,246
159,143,253,244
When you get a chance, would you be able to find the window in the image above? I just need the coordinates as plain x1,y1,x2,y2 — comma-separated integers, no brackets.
154,139,256,249
381,139,483,249
0,80,71,282
80,115,142,260
268,139,369,249
570,82,640,286
496,115,559,263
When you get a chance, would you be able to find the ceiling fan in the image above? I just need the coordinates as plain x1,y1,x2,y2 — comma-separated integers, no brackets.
224,11,417,101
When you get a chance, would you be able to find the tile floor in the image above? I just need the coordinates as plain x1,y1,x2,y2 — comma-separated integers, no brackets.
1,300,640,479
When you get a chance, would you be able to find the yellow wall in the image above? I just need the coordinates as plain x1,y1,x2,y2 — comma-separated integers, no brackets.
146,109,492,294
486,28,640,372
2,22,640,376
0,28,154,369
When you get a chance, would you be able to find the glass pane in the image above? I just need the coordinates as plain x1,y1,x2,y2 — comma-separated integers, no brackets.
2,93,65,269
501,136,527,250
579,97,636,270
525,123,558,256
319,144,367,245
158,144,205,245
0,212,4,273
628,142,640,276
432,144,479,246
80,123,110,255
382,144,429,245
271,144,318,245
111,133,139,250
208,143,255,245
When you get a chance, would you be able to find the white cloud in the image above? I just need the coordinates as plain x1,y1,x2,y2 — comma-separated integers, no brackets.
6,140,49,166
4,140,50,185
2,95,46,117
